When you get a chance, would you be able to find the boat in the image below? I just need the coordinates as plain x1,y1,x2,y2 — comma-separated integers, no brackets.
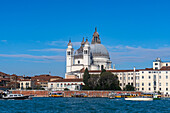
108,92,115,99
141,93,162,100
153,94,161,100
125,97,153,101
2,94,32,100
49,91,63,97
71,93,88,97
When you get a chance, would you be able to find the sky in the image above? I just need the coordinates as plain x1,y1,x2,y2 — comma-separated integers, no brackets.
0,0,170,77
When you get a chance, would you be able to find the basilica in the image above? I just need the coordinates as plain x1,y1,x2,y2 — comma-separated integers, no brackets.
65,28,114,79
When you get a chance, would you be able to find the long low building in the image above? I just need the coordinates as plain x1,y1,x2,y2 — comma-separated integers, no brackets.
48,79,84,91
66,58,170,95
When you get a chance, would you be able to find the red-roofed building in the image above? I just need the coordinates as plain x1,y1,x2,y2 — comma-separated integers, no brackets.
31,74,63,90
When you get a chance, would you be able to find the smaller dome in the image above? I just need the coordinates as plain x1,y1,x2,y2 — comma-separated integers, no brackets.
74,47,83,59
84,39,89,45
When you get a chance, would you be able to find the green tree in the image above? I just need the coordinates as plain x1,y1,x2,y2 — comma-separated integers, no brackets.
124,84,135,91
101,69,106,74
83,68,90,86
98,72,121,90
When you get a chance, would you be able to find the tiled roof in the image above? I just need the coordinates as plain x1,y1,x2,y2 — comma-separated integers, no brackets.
20,79,31,81
0,78,10,81
88,70,139,73
50,79,83,82
0,72,10,76
160,66,170,70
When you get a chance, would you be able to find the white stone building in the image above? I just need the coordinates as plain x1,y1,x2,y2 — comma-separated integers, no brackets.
19,79,32,89
87,58,170,95
48,79,84,91
65,28,114,79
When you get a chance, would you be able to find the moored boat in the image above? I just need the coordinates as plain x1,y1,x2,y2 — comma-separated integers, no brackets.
71,93,88,97
2,94,32,100
125,97,153,101
49,91,63,97
153,94,161,100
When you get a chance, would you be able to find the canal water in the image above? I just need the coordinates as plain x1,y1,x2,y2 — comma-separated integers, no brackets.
0,97,170,113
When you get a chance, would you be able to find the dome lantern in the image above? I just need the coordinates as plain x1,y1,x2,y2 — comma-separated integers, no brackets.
91,27,101,44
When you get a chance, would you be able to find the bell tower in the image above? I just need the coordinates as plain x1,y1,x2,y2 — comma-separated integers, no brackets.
83,39,90,69
66,40,74,73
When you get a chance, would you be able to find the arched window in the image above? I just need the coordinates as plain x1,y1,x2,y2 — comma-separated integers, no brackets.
67,51,71,55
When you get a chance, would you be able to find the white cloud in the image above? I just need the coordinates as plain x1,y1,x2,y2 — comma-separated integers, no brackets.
0,54,65,61
18,59,51,63
48,40,81,48
108,45,170,64
1,40,7,43
48,41,67,46
29,48,65,52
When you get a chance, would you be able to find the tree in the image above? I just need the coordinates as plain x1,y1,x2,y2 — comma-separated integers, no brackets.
64,88,69,91
124,85,135,91
98,72,121,90
83,68,90,86
101,69,106,74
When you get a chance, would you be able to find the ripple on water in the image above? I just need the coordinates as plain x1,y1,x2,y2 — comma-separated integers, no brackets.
0,97,170,113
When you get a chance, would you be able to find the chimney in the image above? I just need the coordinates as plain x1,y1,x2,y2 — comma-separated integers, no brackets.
134,67,136,72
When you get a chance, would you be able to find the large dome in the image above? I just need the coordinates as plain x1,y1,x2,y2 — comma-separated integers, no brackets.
90,44,110,58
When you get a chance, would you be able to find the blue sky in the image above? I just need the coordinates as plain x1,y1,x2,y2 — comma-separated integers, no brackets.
0,0,170,77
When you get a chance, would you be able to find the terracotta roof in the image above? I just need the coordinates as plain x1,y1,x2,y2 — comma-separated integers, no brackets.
0,78,10,81
0,72,10,76
20,79,31,81
11,74,17,76
37,80,48,83
50,79,83,82
160,66,170,70
88,70,139,73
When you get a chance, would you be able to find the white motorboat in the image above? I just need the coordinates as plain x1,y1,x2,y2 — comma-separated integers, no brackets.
2,94,32,100
125,97,153,101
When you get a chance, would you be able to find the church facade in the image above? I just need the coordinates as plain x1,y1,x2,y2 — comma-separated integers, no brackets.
65,28,114,79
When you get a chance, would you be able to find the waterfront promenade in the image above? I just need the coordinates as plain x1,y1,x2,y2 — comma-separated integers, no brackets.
11,90,142,97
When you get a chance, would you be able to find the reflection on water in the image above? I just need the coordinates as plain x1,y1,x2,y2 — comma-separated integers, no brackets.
0,97,170,113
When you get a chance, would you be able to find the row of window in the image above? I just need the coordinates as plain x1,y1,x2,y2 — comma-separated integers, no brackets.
146,71,169,74
117,73,140,75
141,87,169,91
121,82,169,87
51,84,67,88
119,77,133,80
51,83,80,88
155,63,169,66
120,83,133,86
21,83,29,85
67,50,88,56
141,75,169,79
137,82,169,87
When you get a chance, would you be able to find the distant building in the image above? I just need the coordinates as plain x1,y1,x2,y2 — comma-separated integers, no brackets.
65,28,114,79
31,74,63,90
19,79,32,89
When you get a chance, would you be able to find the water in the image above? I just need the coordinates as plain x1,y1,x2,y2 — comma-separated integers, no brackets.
0,97,170,113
